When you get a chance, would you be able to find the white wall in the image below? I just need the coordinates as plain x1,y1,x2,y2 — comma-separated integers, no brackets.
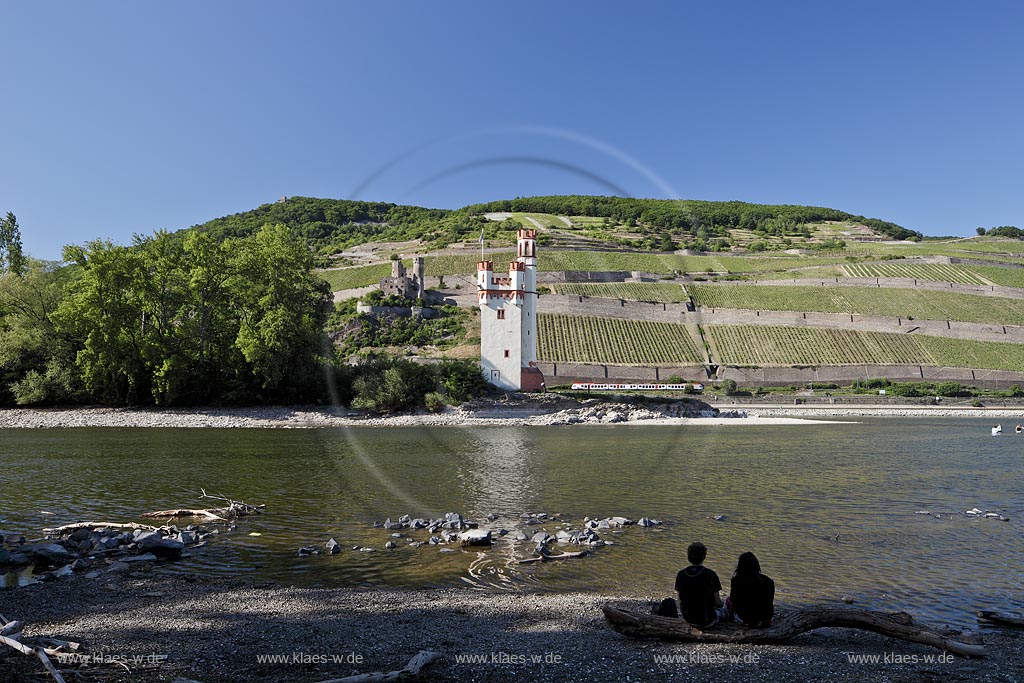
480,298,523,390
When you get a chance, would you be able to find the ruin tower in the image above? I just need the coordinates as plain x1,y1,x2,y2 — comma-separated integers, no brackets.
477,229,544,391
412,256,425,300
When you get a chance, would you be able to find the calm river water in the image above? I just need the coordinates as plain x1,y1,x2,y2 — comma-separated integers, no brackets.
2,418,1021,625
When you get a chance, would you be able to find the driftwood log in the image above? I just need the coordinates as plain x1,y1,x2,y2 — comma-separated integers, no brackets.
142,491,265,521
603,605,986,658
42,521,158,535
141,508,230,521
519,549,590,564
0,612,74,683
977,610,1024,628
315,650,442,683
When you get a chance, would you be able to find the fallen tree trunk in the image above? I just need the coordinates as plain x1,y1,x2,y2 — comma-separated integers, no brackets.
140,508,228,521
519,549,590,564
977,610,1024,628
42,521,158,535
602,605,985,658
315,650,442,683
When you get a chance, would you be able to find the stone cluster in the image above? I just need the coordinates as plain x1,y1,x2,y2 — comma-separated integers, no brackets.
0,524,218,583
298,511,665,557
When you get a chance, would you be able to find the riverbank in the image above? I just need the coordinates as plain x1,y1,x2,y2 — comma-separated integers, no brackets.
2,573,1020,683
3,400,1024,429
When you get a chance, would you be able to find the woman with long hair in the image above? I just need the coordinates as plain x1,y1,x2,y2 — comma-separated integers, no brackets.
727,551,775,627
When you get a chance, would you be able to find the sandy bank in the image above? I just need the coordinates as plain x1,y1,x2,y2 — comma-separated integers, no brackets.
0,404,850,429
2,574,1018,683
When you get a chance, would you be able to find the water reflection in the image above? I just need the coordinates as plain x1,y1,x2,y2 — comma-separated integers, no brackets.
458,428,535,517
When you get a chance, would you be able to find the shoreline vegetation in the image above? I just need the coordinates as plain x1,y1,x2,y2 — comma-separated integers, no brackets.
2,398,1024,429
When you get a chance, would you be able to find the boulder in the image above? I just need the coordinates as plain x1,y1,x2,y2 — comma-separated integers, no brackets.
609,516,633,527
68,528,92,544
384,541,397,549
459,529,492,547
325,538,341,554
531,532,554,546
30,543,73,566
297,546,320,556
136,532,184,559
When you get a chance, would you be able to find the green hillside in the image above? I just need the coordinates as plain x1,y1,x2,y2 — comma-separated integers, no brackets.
188,195,925,268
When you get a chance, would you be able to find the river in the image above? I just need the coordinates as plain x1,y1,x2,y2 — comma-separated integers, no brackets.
2,418,1021,625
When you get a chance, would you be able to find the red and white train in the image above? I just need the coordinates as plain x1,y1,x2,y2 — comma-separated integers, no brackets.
570,382,704,393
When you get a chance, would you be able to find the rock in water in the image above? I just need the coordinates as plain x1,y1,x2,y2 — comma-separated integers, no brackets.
531,532,554,546
325,538,341,554
135,532,185,559
459,529,492,547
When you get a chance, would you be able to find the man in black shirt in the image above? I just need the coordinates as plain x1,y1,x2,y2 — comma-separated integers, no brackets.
674,541,726,628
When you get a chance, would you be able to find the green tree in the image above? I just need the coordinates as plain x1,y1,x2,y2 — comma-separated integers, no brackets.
0,259,78,404
231,223,333,399
0,212,26,276
55,241,148,404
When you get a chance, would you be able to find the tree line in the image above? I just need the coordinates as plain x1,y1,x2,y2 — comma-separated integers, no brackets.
0,215,493,410
0,222,336,406
463,195,920,241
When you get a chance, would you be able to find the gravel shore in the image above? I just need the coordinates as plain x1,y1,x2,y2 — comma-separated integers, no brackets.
2,574,1020,683
5,399,1015,430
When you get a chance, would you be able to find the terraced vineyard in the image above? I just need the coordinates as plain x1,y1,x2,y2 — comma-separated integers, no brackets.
320,250,852,291
552,282,689,302
426,251,515,275
918,336,1024,372
843,262,989,285
320,263,392,291
706,325,1024,371
707,326,932,366
962,265,1024,289
544,251,847,274
537,314,703,365
689,284,1024,325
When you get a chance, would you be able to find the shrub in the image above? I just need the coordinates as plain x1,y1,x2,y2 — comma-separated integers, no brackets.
424,392,446,413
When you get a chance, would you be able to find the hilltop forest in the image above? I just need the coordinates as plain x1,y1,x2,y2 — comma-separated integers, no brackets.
193,195,921,265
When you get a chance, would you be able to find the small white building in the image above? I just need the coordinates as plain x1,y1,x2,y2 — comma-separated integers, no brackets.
478,229,545,391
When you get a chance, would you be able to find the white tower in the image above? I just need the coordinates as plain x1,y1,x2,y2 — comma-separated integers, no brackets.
478,229,544,391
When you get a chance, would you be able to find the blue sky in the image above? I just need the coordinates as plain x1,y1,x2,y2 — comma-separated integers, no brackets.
1,1,1021,259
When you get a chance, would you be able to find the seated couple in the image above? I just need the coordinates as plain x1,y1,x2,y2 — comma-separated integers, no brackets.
670,541,774,628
